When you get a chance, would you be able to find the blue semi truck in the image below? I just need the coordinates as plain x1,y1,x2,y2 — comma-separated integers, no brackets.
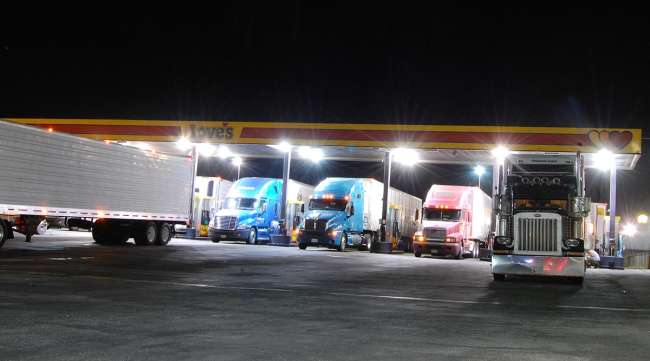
297,178,422,251
209,177,313,244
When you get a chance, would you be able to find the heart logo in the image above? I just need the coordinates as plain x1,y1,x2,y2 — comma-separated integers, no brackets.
587,130,633,150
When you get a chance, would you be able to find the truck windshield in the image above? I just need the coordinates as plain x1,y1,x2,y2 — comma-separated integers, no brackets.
309,198,348,211
423,208,461,221
224,197,257,210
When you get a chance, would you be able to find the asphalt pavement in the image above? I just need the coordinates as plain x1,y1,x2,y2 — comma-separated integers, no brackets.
1,230,649,361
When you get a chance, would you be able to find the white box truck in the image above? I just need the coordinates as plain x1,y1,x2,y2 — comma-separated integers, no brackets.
0,121,193,248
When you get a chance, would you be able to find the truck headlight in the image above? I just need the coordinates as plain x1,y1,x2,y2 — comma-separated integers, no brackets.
328,229,338,237
413,231,424,242
235,224,249,230
494,236,513,248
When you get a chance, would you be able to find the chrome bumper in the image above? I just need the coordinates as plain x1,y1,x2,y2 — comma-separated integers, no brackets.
492,255,585,278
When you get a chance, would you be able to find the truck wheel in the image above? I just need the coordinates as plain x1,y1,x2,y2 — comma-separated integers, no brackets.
156,223,172,246
135,222,157,246
338,233,347,252
0,221,7,248
247,228,257,245
456,246,463,259
358,233,371,251
92,219,111,245
493,274,506,281
298,243,307,250
414,246,422,258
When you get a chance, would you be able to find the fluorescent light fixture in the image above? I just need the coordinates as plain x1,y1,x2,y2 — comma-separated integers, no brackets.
197,143,216,157
391,148,420,166
637,214,648,224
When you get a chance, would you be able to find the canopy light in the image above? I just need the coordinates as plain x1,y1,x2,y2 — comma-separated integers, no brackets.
392,148,420,166
176,137,193,151
637,214,648,224
594,148,615,171
491,145,510,164
622,223,638,237
217,145,233,159
269,141,293,153
473,165,486,176
231,156,243,167
197,143,216,157
298,146,324,163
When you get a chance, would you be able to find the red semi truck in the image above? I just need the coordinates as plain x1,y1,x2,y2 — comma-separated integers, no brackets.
413,185,492,258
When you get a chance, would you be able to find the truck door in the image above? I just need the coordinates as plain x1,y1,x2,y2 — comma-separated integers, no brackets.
257,198,268,228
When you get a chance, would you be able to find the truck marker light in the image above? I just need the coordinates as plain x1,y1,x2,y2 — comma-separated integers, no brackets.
48,127,54,132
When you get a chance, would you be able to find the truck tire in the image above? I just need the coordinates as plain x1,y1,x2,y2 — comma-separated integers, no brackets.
493,274,506,281
135,222,157,246
358,233,371,251
338,233,347,252
156,223,172,246
414,246,422,258
92,219,111,245
247,228,257,245
0,220,7,248
298,243,307,250
456,245,463,259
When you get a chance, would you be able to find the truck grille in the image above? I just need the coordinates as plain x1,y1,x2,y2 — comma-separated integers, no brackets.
515,214,561,255
215,216,237,230
423,228,446,240
305,219,327,231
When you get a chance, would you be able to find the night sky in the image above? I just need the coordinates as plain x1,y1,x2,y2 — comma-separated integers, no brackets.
2,6,649,221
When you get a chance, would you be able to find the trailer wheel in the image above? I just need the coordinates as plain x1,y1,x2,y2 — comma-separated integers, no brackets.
92,219,111,245
156,223,172,246
493,274,506,281
0,220,7,248
135,222,157,246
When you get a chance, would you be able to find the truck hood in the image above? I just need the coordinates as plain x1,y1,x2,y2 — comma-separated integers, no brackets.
215,209,257,219
304,210,346,228
422,220,460,234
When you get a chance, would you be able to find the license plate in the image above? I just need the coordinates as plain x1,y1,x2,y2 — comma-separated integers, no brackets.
220,235,227,239
311,238,318,243
431,249,439,254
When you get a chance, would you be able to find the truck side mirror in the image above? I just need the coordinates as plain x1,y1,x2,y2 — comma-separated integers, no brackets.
349,203,355,216
301,204,305,213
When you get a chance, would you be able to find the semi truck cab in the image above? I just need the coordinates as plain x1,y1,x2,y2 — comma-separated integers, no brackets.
298,178,365,251
210,178,282,244
413,185,491,259
491,154,589,282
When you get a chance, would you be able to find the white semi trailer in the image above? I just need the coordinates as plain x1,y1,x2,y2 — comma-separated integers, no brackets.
0,121,193,248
